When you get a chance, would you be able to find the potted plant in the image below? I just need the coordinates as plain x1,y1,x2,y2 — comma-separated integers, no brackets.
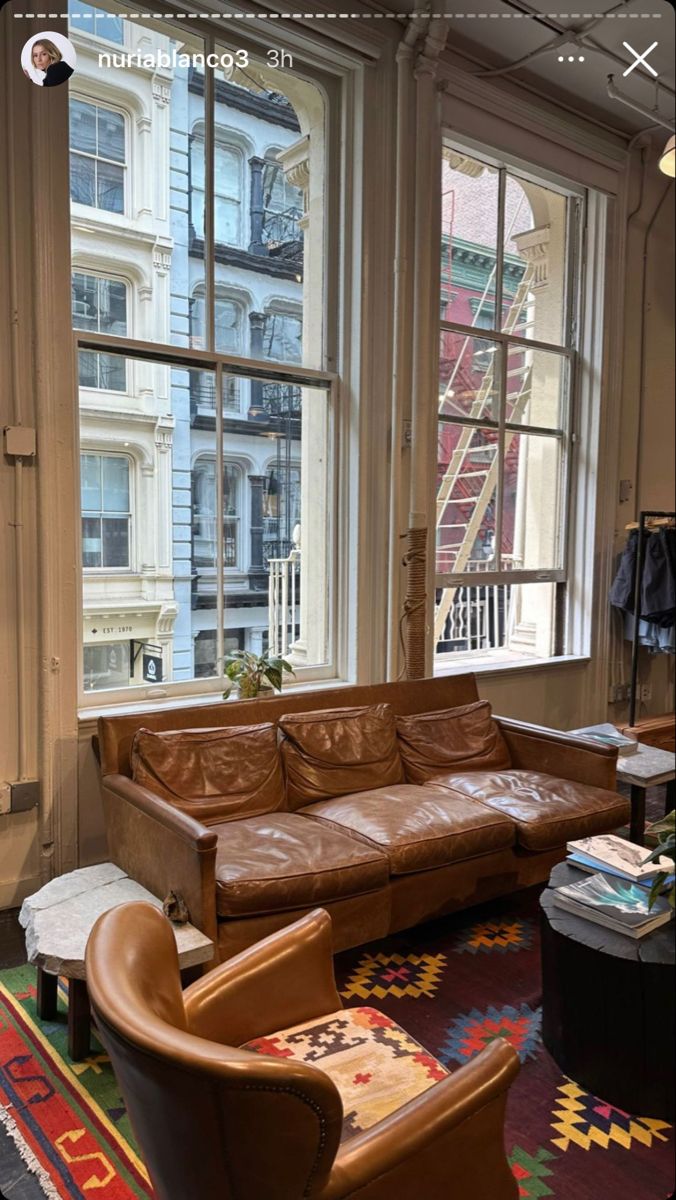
223,649,295,700
644,810,675,910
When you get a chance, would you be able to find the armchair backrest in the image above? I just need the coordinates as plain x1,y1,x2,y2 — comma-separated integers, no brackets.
86,903,344,1200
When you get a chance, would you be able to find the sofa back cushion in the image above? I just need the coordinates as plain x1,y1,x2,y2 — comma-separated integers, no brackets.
130,723,285,825
279,704,404,809
395,700,511,784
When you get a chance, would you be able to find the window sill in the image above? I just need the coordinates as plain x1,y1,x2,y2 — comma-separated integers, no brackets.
434,652,591,680
78,673,349,724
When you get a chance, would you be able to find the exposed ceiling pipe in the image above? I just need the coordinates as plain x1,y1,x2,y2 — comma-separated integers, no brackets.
475,0,675,107
607,75,676,134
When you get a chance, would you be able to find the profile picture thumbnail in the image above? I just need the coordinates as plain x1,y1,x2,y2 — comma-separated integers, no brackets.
22,32,77,88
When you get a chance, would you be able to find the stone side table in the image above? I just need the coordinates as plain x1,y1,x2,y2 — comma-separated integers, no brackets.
19,863,214,1061
614,743,676,845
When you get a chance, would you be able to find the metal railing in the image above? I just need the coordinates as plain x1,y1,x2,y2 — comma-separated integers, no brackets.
435,557,521,654
268,545,301,657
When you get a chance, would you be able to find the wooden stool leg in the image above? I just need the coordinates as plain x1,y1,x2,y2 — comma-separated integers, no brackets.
629,784,646,845
68,979,91,1061
36,968,57,1020
665,779,675,816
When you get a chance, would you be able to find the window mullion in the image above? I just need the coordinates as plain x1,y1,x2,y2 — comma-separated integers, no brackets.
496,344,507,574
495,167,505,335
215,362,224,684
204,35,215,354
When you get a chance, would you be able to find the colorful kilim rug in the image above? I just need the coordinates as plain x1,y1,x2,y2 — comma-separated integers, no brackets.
0,888,674,1199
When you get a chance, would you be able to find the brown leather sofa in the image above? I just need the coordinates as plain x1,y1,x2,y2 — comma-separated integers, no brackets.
86,902,521,1200
97,674,629,964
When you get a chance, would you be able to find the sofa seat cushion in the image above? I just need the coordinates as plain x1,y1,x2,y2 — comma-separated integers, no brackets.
396,700,511,784
279,704,404,810
427,771,630,852
130,723,284,825
213,813,389,918
301,785,515,876
244,1006,448,1143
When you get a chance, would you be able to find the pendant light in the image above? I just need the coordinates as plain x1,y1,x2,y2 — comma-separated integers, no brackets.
658,135,675,177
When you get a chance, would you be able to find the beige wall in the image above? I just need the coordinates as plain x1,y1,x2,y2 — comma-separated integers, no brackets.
610,139,675,725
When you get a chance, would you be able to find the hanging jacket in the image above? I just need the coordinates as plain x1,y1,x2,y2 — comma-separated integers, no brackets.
642,528,676,626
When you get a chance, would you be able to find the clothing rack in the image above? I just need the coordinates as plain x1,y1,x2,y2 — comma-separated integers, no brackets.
628,510,676,726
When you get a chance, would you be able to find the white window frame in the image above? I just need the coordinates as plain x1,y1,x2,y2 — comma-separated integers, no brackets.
80,449,133,573
69,96,127,217
67,0,126,47
434,136,586,670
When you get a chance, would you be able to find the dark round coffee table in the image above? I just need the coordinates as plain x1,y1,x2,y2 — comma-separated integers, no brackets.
540,861,675,1120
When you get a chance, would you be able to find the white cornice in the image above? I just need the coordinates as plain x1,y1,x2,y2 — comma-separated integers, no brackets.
438,60,628,175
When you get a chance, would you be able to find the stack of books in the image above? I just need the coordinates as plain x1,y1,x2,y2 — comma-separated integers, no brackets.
553,834,674,939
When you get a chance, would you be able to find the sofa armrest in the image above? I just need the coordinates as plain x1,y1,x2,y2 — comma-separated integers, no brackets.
321,1039,519,1200
101,773,218,956
495,717,618,791
184,908,342,1046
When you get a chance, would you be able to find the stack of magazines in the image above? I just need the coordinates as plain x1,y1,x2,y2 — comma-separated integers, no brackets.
568,723,639,756
553,835,674,938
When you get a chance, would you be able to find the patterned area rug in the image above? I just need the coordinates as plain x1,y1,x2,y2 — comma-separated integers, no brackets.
0,888,673,1199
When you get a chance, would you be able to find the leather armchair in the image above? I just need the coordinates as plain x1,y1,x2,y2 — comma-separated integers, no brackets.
86,903,520,1200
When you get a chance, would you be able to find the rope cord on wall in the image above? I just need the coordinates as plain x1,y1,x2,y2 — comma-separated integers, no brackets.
399,527,428,680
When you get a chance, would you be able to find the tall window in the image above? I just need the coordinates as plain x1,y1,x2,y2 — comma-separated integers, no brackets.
72,272,127,390
191,137,243,246
192,460,242,570
81,453,131,569
436,145,582,663
70,9,331,703
70,99,125,213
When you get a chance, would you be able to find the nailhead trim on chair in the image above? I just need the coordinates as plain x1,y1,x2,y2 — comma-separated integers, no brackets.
233,1081,329,1197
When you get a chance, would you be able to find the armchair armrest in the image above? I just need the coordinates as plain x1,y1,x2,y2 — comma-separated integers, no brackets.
184,908,342,1046
496,717,618,791
321,1039,519,1200
101,773,218,956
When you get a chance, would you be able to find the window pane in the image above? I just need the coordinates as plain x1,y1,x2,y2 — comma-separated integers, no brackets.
503,177,569,346
437,425,499,576
78,349,98,388
82,515,102,567
441,149,499,327
81,454,101,511
506,345,567,430
439,329,501,421
72,273,98,330
215,197,240,246
102,517,129,567
68,0,124,44
97,108,125,163
101,456,129,512
70,154,96,206
502,433,563,570
100,279,127,335
83,641,130,692
215,300,241,354
96,160,124,212
263,312,302,364
70,99,97,155
215,144,240,200
98,353,126,391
